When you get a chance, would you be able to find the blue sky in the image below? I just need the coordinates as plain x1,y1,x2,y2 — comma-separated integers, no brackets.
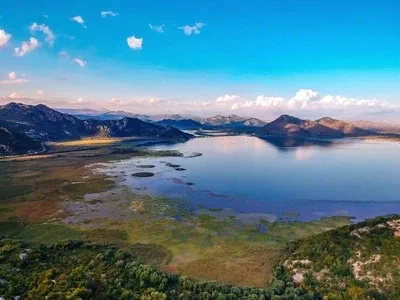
0,0,400,121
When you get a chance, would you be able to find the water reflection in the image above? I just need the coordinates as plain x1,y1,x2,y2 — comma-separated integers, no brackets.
88,135,400,222
259,137,338,150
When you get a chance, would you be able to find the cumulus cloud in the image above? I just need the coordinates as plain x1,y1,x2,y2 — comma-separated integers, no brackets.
0,29,12,48
73,58,86,68
29,23,55,45
228,96,284,110
127,35,143,50
149,23,165,33
287,89,320,109
36,89,44,96
0,72,28,84
231,103,239,110
14,37,39,56
9,92,24,99
255,96,285,108
284,89,396,111
71,16,86,27
178,22,205,35
101,11,118,17
216,94,240,102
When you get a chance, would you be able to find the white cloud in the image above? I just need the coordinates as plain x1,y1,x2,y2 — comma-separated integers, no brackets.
0,29,12,48
59,50,70,59
255,96,284,108
73,58,86,68
216,94,240,102
9,92,24,99
71,16,86,27
29,23,55,45
109,97,124,105
101,11,118,17
287,89,320,109
14,37,39,56
229,96,284,111
36,89,44,96
178,22,205,35
43,14,49,19
0,71,28,84
231,103,239,110
285,89,397,111
75,97,88,104
127,35,143,50
317,95,393,110
242,101,254,108
149,23,165,33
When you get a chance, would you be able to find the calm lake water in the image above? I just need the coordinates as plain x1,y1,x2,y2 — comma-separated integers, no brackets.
96,136,400,221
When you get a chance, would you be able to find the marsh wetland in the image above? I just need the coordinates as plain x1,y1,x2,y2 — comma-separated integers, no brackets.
1,136,400,287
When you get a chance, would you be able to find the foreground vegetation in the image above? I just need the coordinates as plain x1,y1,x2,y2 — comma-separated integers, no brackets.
1,215,399,299
282,215,400,299
0,238,314,300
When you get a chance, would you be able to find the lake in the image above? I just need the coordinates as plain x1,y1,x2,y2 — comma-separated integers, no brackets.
94,136,400,222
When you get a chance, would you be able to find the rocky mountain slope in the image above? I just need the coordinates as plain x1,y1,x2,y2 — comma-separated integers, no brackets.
261,115,372,138
0,125,41,155
352,120,400,135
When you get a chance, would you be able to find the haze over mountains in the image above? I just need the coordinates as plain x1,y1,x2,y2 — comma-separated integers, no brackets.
66,110,267,129
1,102,399,155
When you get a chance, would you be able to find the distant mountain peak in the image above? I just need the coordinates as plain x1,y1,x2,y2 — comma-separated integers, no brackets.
317,117,337,122
275,114,303,123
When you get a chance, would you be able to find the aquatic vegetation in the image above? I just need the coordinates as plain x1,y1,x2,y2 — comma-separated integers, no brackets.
136,164,155,168
132,172,155,177
166,163,180,168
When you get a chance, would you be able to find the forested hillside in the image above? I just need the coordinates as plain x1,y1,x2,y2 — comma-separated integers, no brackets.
281,215,400,299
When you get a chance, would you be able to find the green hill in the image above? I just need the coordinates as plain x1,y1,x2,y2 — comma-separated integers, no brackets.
281,215,400,299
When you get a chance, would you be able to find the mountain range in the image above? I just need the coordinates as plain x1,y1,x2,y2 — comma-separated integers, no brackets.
0,103,192,155
68,110,267,128
260,115,372,138
1,102,399,155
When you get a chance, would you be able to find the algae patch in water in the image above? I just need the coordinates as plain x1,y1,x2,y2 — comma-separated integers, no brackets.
166,163,180,168
132,172,155,177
